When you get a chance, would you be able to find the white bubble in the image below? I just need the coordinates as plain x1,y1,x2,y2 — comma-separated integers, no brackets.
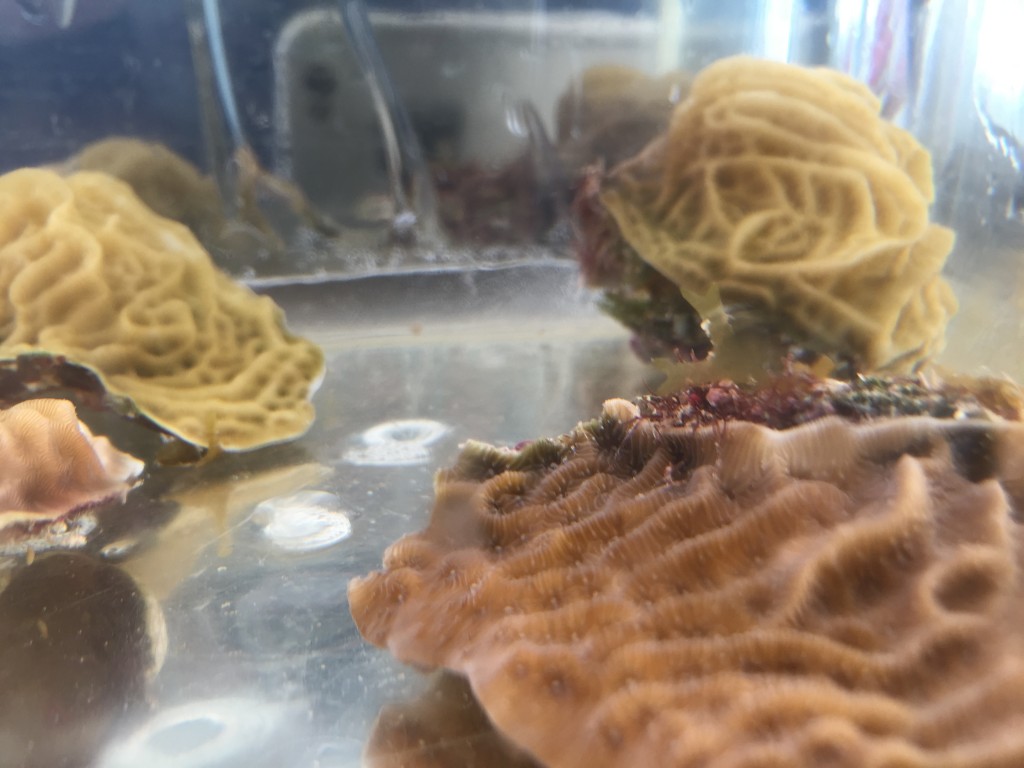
343,419,451,467
254,491,352,553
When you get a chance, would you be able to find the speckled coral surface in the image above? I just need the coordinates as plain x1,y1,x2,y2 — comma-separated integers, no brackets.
350,400,1024,768
0,168,323,450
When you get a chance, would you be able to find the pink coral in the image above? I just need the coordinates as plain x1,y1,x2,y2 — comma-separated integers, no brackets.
0,399,143,536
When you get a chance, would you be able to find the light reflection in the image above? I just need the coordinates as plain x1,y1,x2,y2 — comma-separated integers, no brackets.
343,418,451,467
254,490,352,553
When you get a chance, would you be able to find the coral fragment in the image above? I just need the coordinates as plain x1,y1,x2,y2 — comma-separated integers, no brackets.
0,399,143,537
351,391,1024,768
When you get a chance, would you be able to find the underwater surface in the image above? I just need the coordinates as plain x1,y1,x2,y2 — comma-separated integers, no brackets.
0,264,647,767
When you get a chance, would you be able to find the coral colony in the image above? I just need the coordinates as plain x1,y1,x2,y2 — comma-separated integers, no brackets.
349,57,1024,767
578,56,955,375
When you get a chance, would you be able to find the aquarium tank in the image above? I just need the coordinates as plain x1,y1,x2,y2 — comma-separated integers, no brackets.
0,0,1022,766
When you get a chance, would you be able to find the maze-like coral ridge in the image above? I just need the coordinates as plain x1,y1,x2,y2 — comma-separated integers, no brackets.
0,168,324,450
599,56,957,372
350,405,1024,768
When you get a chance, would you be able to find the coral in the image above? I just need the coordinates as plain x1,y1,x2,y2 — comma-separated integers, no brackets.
555,65,691,174
60,138,340,253
635,371,1024,431
59,137,227,246
0,167,324,451
0,399,143,536
350,396,1024,768
588,56,957,373
366,672,542,768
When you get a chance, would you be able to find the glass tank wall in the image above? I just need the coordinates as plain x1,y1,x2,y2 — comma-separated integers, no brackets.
0,1,1022,766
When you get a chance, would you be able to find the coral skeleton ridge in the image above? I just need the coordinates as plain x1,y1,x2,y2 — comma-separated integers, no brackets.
593,56,957,372
351,398,1024,768
0,168,324,450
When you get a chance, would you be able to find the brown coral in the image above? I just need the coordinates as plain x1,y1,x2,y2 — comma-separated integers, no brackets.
0,168,324,451
0,399,143,535
350,399,1024,768
596,56,957,373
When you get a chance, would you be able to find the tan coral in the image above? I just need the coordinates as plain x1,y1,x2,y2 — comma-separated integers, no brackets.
59,138,339,252
350,402,1024,768
599,56,957,372
58,137,227,246
555,65,692,173
0,168,324,451
0,399,143,533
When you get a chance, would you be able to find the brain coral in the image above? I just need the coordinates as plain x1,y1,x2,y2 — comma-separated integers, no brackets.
597,56,957,372
0,168,324,451
59,137,227,247
0,399,143,536
350,397,1024,768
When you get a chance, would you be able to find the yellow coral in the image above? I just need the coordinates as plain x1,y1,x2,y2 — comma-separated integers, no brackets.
0,168,324,450
59,137,226,246
600,56,957,372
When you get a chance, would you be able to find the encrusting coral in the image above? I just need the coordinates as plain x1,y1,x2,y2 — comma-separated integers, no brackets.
578,56,957,374
0,399,143,537
0,167,324,451
350,384,1024,768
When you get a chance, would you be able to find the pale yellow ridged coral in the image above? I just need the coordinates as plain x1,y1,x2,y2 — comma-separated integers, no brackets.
0,399,143,533
0,168,324,451
600,56,957,372
350,404,1024,768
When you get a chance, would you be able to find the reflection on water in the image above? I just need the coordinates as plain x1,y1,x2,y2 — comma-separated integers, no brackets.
99,697,302,768
254,490,353,553
366,673,540,768
0,553,164,768
343,418,452,467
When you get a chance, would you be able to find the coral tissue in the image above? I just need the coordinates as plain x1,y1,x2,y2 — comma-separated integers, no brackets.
350,396,1024,768
0,168,324,451
0,399,143,533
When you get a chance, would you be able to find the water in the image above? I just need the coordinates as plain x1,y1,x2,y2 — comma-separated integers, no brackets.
3,265,644,767
4,4,1022,762
15,0,76,28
